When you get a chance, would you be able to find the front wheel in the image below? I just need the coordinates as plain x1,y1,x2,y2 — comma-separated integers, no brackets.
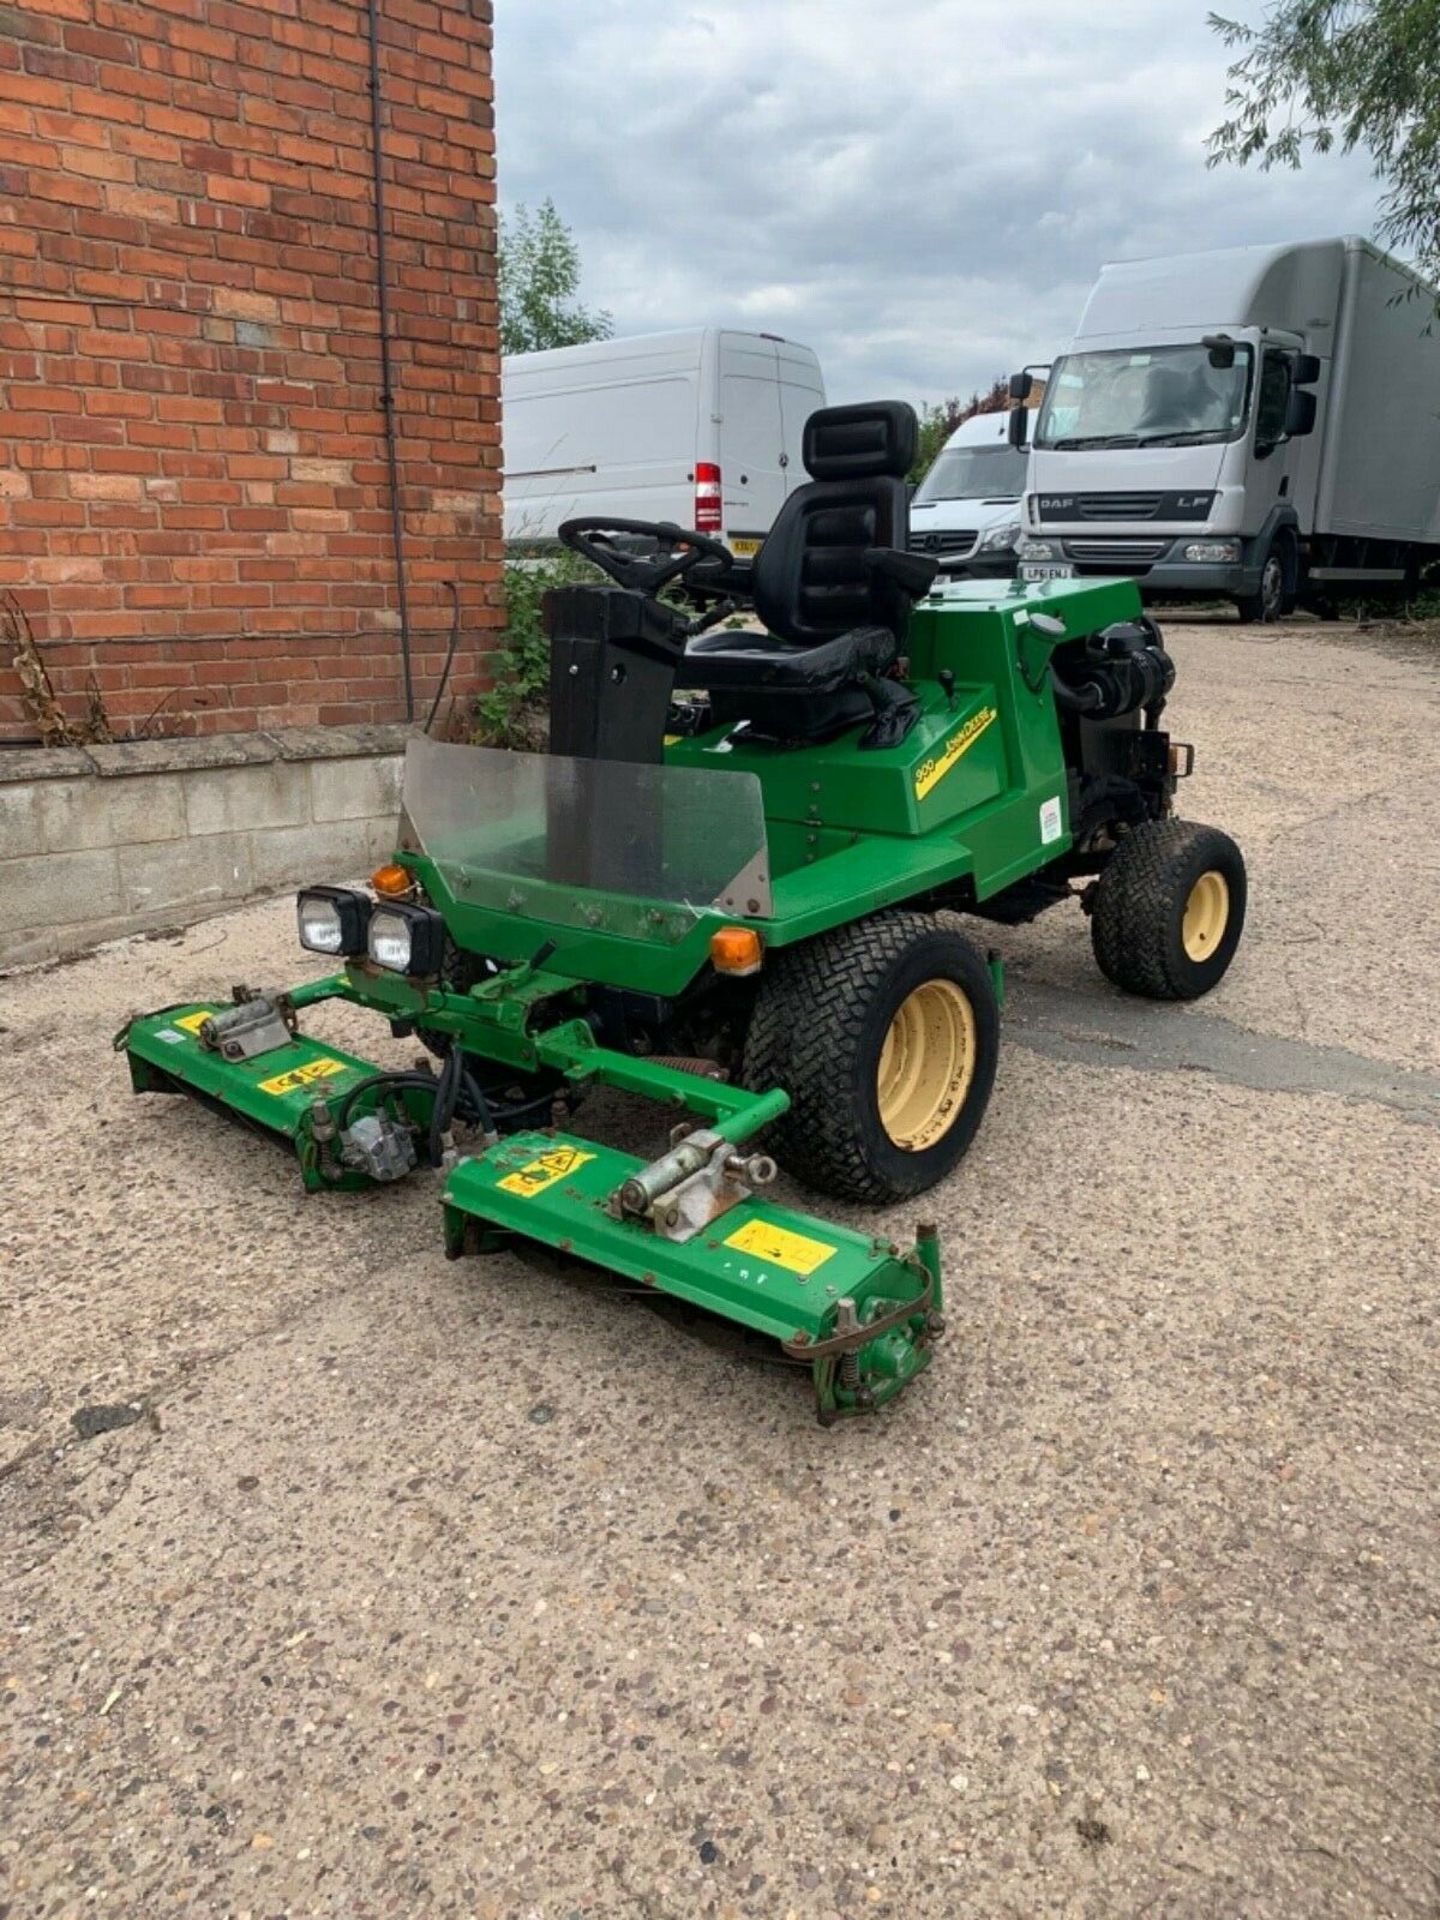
741,910,1000,1205
1236,534,1293,624
1090,819,1247,1001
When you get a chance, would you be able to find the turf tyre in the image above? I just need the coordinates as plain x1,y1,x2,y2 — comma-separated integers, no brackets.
1090,818,1246,1001
741,909,999,1205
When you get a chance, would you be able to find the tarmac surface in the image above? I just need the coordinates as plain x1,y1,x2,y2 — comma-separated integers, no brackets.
2,616,1438,1919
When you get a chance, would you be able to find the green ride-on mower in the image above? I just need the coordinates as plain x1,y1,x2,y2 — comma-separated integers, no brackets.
119,402,1246,1422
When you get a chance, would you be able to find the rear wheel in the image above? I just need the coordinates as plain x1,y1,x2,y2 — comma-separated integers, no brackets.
1090,818,1246,1000
741,910,1000,1204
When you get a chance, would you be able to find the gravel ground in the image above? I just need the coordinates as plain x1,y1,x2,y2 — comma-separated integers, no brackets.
2,618,1437,1919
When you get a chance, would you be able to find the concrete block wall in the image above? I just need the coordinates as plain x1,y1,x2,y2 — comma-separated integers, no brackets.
0,723,409,969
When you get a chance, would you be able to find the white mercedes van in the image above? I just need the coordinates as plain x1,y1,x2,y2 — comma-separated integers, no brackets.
907,409,1028,577
503,329,826,553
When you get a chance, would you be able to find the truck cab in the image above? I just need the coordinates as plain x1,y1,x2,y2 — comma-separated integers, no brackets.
1020,324,1317,620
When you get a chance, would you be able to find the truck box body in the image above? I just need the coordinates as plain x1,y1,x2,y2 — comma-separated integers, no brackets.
1319,244,1440,543
502,329,825,552
1020,237,1440,614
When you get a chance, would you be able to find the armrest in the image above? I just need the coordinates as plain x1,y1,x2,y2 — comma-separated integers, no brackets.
686,554,755,602
863,546,940,598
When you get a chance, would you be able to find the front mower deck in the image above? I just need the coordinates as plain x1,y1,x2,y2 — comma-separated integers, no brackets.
121,973,942,1421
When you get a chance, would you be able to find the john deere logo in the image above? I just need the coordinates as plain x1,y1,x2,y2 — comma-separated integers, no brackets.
914,705,998,800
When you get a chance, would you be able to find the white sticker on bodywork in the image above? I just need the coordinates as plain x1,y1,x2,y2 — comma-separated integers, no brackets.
155,1029,185,1044
1039,796,1063,845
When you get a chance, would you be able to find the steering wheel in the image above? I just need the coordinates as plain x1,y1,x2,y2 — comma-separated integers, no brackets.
558,516,733,595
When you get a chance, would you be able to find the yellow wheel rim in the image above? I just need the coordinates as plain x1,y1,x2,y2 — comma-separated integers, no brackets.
1182,870,1230,962
876,978,977,1152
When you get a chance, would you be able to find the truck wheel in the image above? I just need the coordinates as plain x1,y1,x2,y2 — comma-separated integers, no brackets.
1090,819,1246,1000
741,910,999,1205
1236,533,1293,624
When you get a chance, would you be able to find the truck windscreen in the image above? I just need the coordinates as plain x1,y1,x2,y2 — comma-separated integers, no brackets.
1035,344,1254,450
915,443,1028,502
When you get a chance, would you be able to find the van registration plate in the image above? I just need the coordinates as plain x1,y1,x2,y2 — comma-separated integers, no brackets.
1019,561,1076,581
728,536,762,557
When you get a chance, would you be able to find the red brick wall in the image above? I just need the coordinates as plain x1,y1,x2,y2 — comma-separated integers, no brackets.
0,0,500,741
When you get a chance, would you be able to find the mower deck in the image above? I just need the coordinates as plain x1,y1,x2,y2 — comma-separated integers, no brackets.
120,982,942,1421
444,1132,939,1422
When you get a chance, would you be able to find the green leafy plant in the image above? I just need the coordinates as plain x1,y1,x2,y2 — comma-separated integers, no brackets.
909,378,1011,483
1207,1,1440,290
499,199,613,357
474,552,601,749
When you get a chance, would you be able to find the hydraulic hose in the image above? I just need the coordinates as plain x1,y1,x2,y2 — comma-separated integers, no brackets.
1049,668,1103,714
428,1045,462,1167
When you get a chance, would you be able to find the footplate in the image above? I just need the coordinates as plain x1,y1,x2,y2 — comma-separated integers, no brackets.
443,1130,943,1420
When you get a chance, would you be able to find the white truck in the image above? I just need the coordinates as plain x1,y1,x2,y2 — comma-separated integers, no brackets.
502,329,825,554
1013,237,1440,620
908,408,1028,577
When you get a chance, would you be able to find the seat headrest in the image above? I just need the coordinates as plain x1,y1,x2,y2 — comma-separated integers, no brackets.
803,401,918,482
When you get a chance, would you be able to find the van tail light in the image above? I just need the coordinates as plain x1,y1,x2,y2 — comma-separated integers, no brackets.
694,461,722,534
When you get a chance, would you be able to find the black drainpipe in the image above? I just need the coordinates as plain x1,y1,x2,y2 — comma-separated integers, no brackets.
364,0,415,722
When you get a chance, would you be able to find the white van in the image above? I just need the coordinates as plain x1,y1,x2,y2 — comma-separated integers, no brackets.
908,408,1028,576
502,329,826,553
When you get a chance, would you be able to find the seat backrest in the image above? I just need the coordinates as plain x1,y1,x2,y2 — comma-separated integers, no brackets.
752,401,919,647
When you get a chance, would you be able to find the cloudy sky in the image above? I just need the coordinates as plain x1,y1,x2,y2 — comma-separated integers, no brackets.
494,0,1386,406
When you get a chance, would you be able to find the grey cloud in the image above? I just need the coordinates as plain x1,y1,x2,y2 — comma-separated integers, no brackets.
495,0,1385,401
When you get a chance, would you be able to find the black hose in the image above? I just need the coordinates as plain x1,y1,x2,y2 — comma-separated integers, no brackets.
424,581,463,735
1050,668,1104,714
364,0,414,721
334,1055,542,1159
336,1070,440,1133
428,1045,462,1167
460,1065,497,1139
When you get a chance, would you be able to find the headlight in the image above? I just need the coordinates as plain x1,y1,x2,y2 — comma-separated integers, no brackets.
297,885,370,956
980,521,1022,553
367,901,445,977
1182,540,1241,563
1017,539,1057,562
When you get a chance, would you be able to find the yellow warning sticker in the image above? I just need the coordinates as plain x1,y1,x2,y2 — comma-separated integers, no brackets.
497,1145,597,1197
174,1010,214,1035
723,1218,837,1276
913,704,998,800
256,1057,349,1097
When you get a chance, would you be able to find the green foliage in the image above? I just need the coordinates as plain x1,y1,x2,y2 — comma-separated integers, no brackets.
472,560,554,747
909,378,1011,482
1207,1,1440,286
1326,581,1440,621
498,199,613,357
910,398,966,483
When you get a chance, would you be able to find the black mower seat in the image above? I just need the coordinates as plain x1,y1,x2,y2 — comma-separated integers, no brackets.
678,400,934,747
683,622,896,692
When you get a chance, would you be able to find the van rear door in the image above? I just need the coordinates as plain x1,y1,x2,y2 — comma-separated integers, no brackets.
777,341,826,497
717,332,784,553
503,336,704,541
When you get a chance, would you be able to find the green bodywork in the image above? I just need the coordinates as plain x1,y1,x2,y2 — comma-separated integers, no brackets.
122,576,1145,1419
401,577,1140,995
